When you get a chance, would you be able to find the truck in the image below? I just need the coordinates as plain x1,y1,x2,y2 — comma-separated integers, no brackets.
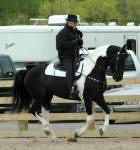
0,15,140,70
0,55,16,113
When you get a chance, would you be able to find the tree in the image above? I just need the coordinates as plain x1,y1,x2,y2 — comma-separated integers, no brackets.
0,0,41,25
39,0,79,17
1,0,140,25
116,0,140,25
75,0,121,24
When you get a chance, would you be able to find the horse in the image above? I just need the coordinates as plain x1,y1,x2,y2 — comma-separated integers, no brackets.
13,44,127,141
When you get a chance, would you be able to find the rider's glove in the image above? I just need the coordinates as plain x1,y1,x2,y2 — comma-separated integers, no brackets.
78,38,83,48
72,39,79,45
76,30,83,38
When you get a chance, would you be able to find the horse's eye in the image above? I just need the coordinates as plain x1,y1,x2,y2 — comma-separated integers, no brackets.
126,53,128,57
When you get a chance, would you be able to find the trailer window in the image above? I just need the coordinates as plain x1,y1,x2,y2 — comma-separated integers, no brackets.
0,57,14,73
0,65,2,75
126,39,136,54
124,53,136,71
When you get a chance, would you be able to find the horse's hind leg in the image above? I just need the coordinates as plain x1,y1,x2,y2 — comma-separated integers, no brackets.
33,92,57,142
95,95,110,135
35,107,57,142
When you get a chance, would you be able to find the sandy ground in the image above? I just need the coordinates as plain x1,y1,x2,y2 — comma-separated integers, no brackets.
0,121,140,150
0,137,140,150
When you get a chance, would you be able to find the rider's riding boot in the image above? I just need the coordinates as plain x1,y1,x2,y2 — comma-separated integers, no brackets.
69,82,79,99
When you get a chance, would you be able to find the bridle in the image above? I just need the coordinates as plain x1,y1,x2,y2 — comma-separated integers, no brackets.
109,48,127,74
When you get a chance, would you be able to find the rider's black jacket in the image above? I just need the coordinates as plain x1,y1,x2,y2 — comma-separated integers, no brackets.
56,24,83,60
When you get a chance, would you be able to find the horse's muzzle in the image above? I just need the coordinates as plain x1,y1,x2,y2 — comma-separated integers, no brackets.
113,74,123,82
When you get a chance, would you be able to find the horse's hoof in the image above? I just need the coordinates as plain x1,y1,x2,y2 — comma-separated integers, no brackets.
74,132,79,138
67,137,77,142
45,130,51,136
99,128,104,136
51,138,57,143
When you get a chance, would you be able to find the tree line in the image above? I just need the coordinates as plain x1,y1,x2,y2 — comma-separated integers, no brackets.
0,0,140,25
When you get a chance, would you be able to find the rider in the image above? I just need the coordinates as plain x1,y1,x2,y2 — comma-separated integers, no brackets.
56,14,83,99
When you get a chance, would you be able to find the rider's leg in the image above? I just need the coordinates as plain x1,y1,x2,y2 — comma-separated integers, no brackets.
62,57,78,98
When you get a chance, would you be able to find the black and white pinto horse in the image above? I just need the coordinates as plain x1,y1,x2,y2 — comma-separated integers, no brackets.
13,45,127,141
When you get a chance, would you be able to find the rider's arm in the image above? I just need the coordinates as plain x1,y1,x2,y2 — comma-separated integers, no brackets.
56,31,79,50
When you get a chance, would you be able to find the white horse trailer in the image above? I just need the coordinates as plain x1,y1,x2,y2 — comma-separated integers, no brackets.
0,20,140,69
81,26,139,56
0,26,60,69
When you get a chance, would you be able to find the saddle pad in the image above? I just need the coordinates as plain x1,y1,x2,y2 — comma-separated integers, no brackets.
45,61,83,77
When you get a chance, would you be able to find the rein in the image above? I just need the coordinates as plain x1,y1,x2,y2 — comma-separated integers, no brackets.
81,47,96,64
78,72,107,85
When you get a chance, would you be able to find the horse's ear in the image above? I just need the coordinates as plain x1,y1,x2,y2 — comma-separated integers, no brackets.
98,56,103,60
97,56,105,61
96,56,106,64
121,44,127,51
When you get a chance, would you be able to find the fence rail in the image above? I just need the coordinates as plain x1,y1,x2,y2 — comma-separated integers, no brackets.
0,78,140,137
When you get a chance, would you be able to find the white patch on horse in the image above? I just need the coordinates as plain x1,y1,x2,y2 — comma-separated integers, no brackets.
100,113,109,132
77,45,110,99
35,107,57,142
76,114,94,136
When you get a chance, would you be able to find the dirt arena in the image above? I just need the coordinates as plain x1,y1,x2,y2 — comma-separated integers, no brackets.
0,137,140,150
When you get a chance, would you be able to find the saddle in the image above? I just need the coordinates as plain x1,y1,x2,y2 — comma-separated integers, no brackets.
54,61,80,72
54,54,85,71
54,61,65,71
45,59,84,77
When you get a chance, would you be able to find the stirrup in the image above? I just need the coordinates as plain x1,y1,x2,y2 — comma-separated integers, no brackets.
69,85,79,99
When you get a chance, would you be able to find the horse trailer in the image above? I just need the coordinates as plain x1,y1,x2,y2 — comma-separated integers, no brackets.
0,15,140,69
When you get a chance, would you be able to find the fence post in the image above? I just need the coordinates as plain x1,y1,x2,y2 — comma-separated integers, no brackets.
18,109,28,131
89,102,95,130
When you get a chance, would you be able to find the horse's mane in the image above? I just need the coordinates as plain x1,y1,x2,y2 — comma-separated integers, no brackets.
85,45,110,63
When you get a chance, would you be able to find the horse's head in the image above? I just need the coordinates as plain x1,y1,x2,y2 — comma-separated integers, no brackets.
107,44,128,82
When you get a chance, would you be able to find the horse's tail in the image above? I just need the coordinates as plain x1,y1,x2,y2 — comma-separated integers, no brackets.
13,69,32,112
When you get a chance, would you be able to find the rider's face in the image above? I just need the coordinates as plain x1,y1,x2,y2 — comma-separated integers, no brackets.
67,21,77,30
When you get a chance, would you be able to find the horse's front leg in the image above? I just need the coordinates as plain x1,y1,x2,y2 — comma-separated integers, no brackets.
75,114,94,137
96,95,111,135
75,98,94,137
99,113,109,135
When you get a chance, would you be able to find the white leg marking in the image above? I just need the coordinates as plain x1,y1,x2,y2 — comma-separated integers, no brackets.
100,113,109,132
35,107,57,142
76,114,94,137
